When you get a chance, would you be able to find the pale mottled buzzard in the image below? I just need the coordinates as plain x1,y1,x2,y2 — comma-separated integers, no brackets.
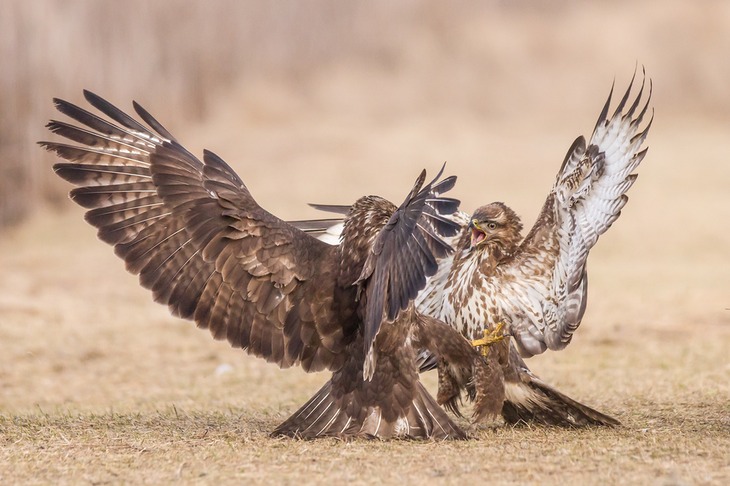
416,72,652,426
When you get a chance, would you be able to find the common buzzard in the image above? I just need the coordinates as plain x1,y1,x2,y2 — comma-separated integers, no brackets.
416,72,653,426
42,91,487,439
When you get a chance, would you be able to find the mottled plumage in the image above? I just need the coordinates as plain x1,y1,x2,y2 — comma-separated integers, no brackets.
42,91,485,440
416,72,653,426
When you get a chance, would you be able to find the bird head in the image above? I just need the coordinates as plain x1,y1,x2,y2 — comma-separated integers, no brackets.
468,202,523,252
341,195,397,252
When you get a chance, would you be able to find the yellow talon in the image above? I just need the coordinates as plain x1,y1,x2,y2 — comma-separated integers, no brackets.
471,322,507,357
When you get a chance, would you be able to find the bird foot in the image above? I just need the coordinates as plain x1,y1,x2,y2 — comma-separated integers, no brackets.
470,322,507,357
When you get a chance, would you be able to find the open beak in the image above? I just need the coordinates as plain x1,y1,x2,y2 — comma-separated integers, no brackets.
469,219,486,248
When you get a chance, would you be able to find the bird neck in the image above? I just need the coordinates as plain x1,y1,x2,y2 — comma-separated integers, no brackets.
454,237,515,276
483,239,518,267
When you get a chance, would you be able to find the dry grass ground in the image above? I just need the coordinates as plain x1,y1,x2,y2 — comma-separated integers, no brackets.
2,2,730,484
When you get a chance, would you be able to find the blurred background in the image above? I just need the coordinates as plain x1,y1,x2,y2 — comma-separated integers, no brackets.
1,0,729,225
0,0,728,415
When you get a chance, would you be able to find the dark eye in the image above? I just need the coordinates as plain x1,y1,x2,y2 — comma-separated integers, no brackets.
487,222,497,230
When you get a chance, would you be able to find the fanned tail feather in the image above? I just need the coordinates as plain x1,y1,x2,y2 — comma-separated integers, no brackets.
502,371,620,427
273,379,467,440
273,381,358,439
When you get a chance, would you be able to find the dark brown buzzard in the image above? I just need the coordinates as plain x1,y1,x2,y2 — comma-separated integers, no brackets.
416,72,653,426
41,91,486,440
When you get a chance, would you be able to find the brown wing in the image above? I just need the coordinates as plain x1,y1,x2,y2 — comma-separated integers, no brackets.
42,90,357,372
356,166,461,379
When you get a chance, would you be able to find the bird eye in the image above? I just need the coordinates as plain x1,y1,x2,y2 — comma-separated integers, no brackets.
487,222,497,230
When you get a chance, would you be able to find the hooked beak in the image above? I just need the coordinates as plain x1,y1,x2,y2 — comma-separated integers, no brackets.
469,219,486,248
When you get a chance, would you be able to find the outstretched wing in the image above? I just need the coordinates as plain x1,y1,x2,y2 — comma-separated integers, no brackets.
41,91,358,372
356,166,461,379
496,70,653,357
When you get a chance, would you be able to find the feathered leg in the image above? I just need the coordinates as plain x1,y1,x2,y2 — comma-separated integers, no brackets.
416,315,505,421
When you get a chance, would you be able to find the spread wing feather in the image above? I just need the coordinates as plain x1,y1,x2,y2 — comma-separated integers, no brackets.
42,91,358,373
356,166,461,380
495,70,652,356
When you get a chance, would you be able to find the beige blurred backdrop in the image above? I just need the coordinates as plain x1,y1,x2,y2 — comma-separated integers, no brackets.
1,0,729,221
1,0,729,386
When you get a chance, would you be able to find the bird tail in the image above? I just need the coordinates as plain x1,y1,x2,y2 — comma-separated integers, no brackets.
502,366,620,427
272,378,467,440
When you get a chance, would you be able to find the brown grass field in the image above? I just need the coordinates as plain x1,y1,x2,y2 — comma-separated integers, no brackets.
1,1,729,485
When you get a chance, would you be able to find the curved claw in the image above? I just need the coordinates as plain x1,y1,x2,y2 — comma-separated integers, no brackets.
471,322,507,357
